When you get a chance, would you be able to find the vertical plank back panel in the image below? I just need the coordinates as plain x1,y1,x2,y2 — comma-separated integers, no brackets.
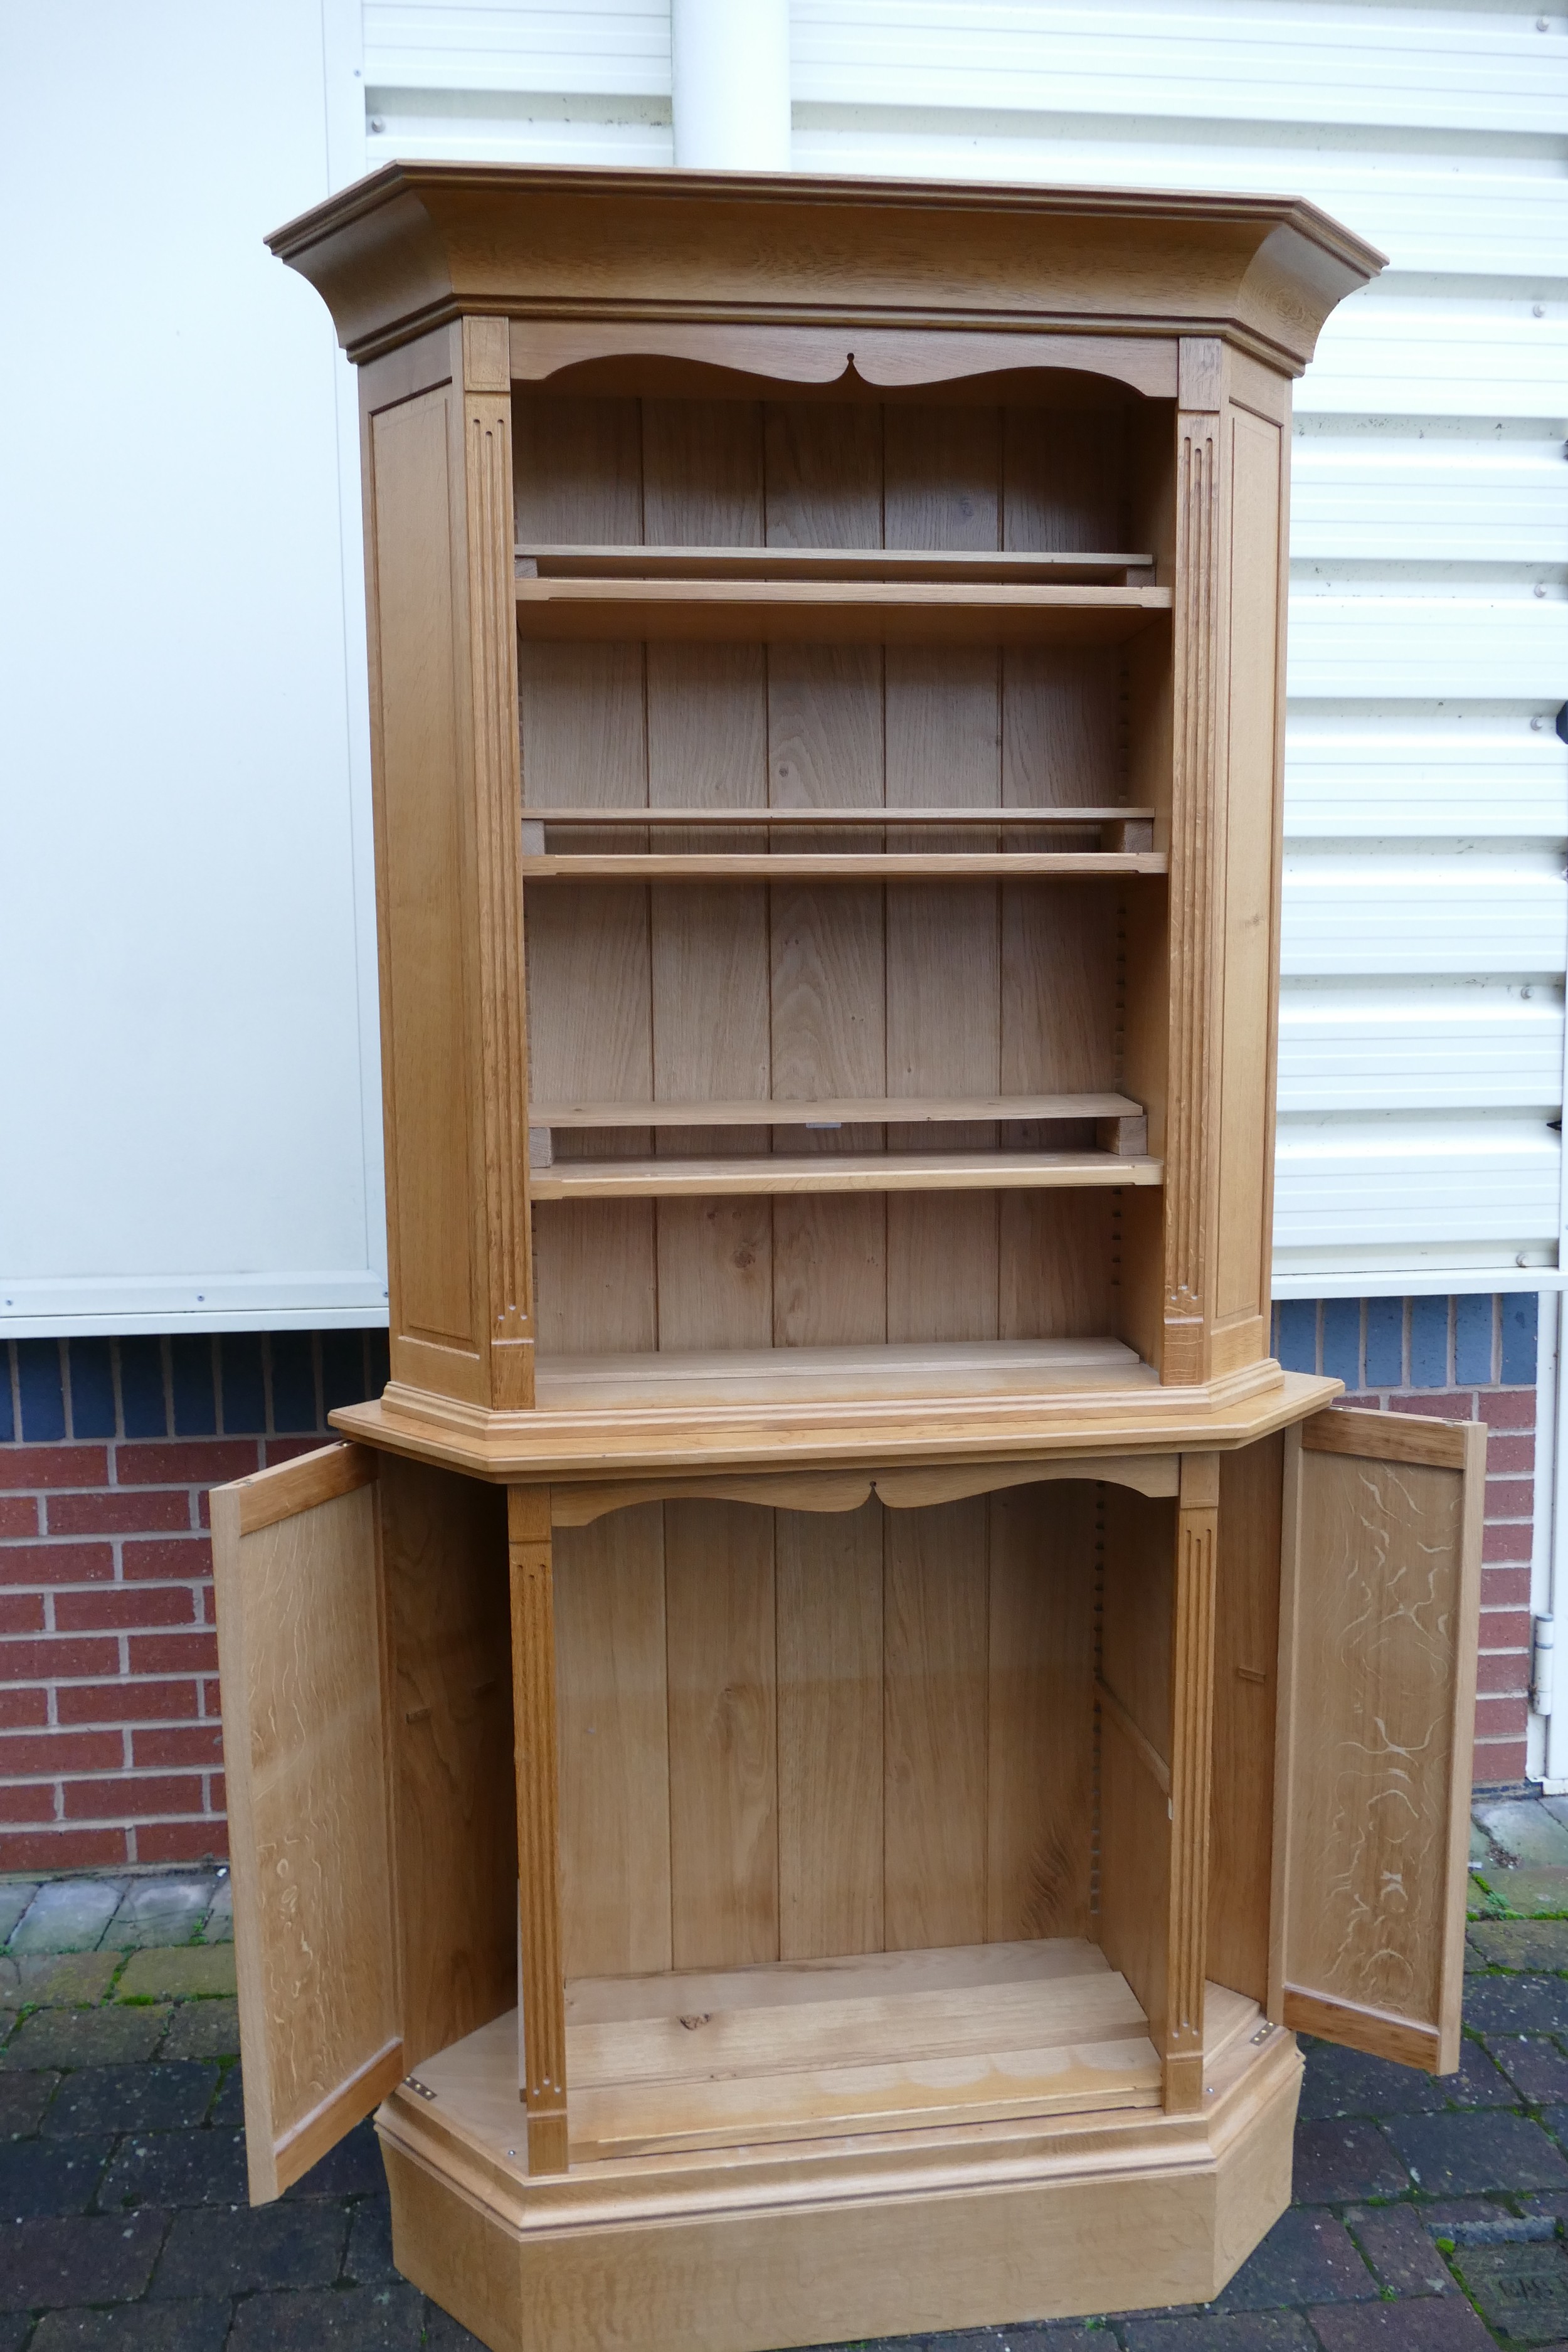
777,1502,885,1959
987,1483,1095,1939
884,406,1003,1341
665,1501,780,1968
1098,1487,1177,2050
1004,406,1129,552
766,403,890,1346
554,1507,672,1978
379,1454,515,2070
884,1500,989,1949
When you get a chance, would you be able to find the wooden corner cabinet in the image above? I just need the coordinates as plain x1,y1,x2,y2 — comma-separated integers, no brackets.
208,167,1482,2351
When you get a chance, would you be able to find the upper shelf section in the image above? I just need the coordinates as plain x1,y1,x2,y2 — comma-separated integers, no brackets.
514,571,1173,646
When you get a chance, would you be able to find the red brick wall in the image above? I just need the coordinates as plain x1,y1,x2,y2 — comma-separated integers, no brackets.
0,1306,1542,1867
0,1333,384,1871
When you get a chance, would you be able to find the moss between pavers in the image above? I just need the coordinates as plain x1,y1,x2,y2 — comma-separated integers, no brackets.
0,1951,119,2010
1470,1921,1568,1971
115,1944,236,2001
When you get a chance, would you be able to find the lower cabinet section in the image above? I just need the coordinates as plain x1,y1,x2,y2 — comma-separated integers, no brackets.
210,1397,1481,2346
377,2016,1301,2352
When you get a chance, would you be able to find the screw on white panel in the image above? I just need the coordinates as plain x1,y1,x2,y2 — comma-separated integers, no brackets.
369,116,387,133
1534,304,1547,317
1537,584,1549,596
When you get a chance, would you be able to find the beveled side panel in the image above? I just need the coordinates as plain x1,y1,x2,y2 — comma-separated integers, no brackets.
368,383,482,1385
1212,402,1285,1352
1273,1411,1484,2074
379,1454,515,2070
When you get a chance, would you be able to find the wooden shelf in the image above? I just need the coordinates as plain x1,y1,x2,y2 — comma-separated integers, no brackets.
514,576,1172,645
529,1149,1162,1200
523,850,1167,879
522,806,1154,830
529,1336,1154,1412
517,544,1157,585
529,1091,1143,1130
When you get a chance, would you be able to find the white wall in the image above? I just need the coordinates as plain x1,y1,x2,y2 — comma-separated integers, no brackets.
0,1,384,1335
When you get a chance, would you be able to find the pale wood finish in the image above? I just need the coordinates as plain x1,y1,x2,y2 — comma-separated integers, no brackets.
228,1439,375,1535
211,1446,401,2202
524,851,1167,877
519,546,1153,581
531,1090,1142,1126
516,575,1171,643
378,1454,515,2070
507,1488,568,2171
1207,1433,1284,2005
257,164,1416,2345
1271,1407,1485,2074
381,1986,1299,2352
531,1148,1163,1200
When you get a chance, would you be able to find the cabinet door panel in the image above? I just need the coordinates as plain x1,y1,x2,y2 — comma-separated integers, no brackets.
1271,1407,1484,2074
212,1444,403,2201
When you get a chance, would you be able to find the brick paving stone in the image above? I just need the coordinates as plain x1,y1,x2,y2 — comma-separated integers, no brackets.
0,2134,110,2218
1298,2035,1516,2118
1456,2238,1568,2343
1386,2109,1568,2193
1308,2299,1495,2348
1291,2119,1410,2202
1216,2210,1376,2311
117,1945,236,2000
1489,2036,1568,2102
0,1950,119,2008
160,1996,238,2060
210,2060,244,2125
1120,2318,1318,2351
1471,1922,1568,1971
345,2195,396,2283
100,2125,248,2209
8,1879,125,1953
0,2318,30,2352
419,2308,491,2349
151,2200,347,2296
105,1876,217,1950
1486,1869,1568,1918
0,2067,58,2136
225,2284,428,2348
0,2207,167,2309
45,2062,218,2136
992,2330,1110,2349
29,2306,233,2351
1417,2196,1525,2238
1477,1802,1568,1870
1346,2203,1456,2295
0,1883,40,1944
200,1879,233,1944
1,2001,171,2069
285,2114,385,2198
1464,1938,1488,1972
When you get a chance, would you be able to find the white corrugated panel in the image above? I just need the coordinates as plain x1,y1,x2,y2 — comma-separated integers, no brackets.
361,0,1568,1293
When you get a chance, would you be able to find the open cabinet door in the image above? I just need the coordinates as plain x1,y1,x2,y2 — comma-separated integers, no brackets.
212,1444,403,2201
1271,1406,1485,2075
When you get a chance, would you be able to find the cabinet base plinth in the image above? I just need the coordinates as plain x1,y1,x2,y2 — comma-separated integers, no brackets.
376,2025,1301,2352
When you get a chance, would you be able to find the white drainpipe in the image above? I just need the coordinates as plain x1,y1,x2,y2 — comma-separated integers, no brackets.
670,0,792,171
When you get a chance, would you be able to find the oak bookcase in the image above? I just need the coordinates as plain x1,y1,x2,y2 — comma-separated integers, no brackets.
208,167,1485,2351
